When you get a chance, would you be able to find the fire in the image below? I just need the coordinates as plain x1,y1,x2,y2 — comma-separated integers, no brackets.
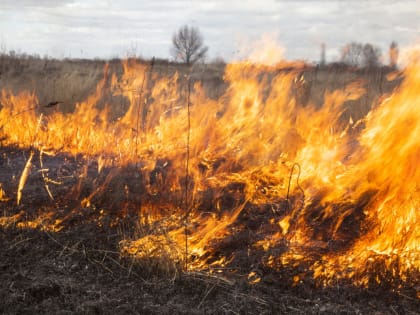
0,49,418,290
244,34,285,66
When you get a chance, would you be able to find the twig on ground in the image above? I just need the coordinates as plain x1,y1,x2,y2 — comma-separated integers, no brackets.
234,292,269,306
198,282,217,309
398,292,418,302
187,270,235,286
287,305,304,313
390,305,399,315
8,237,33,249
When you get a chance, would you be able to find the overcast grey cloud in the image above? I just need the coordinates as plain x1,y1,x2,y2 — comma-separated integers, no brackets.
0,0,418,62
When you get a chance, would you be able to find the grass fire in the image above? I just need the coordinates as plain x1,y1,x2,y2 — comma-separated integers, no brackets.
0,50,418,313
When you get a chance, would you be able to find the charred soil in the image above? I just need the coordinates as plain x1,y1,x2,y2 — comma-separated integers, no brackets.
0,146,418,315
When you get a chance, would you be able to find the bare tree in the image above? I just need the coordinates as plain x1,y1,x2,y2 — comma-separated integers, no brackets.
341,42,364,67
171,25,208,65
340,42,381,68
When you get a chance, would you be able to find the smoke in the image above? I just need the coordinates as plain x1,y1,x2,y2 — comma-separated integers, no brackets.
234,34,286,65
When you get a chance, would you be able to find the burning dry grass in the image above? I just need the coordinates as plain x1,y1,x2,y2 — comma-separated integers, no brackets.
0,53,419,312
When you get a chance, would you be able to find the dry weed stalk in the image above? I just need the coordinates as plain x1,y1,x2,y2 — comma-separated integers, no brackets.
134,57,155,162
16,113,54,205
184,74,192,271
39,148,55,201
17,150,34,206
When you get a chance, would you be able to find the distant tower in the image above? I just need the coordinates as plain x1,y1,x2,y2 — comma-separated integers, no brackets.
320,43,326,67
389,41,399,70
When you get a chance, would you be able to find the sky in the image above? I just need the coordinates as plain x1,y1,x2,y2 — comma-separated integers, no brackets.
0,0,419,63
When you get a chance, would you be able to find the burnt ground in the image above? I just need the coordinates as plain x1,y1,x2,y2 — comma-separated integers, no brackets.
0,145,419,314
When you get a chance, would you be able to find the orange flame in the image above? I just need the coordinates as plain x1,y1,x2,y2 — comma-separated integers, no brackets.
0,50,418,289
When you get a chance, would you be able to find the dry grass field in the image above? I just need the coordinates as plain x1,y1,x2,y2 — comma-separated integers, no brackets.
0,55,418,314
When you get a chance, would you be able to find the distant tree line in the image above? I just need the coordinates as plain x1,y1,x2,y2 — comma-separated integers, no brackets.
1,27,401,71
320,41,399,69
340,42,382,68
169,25,401,70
